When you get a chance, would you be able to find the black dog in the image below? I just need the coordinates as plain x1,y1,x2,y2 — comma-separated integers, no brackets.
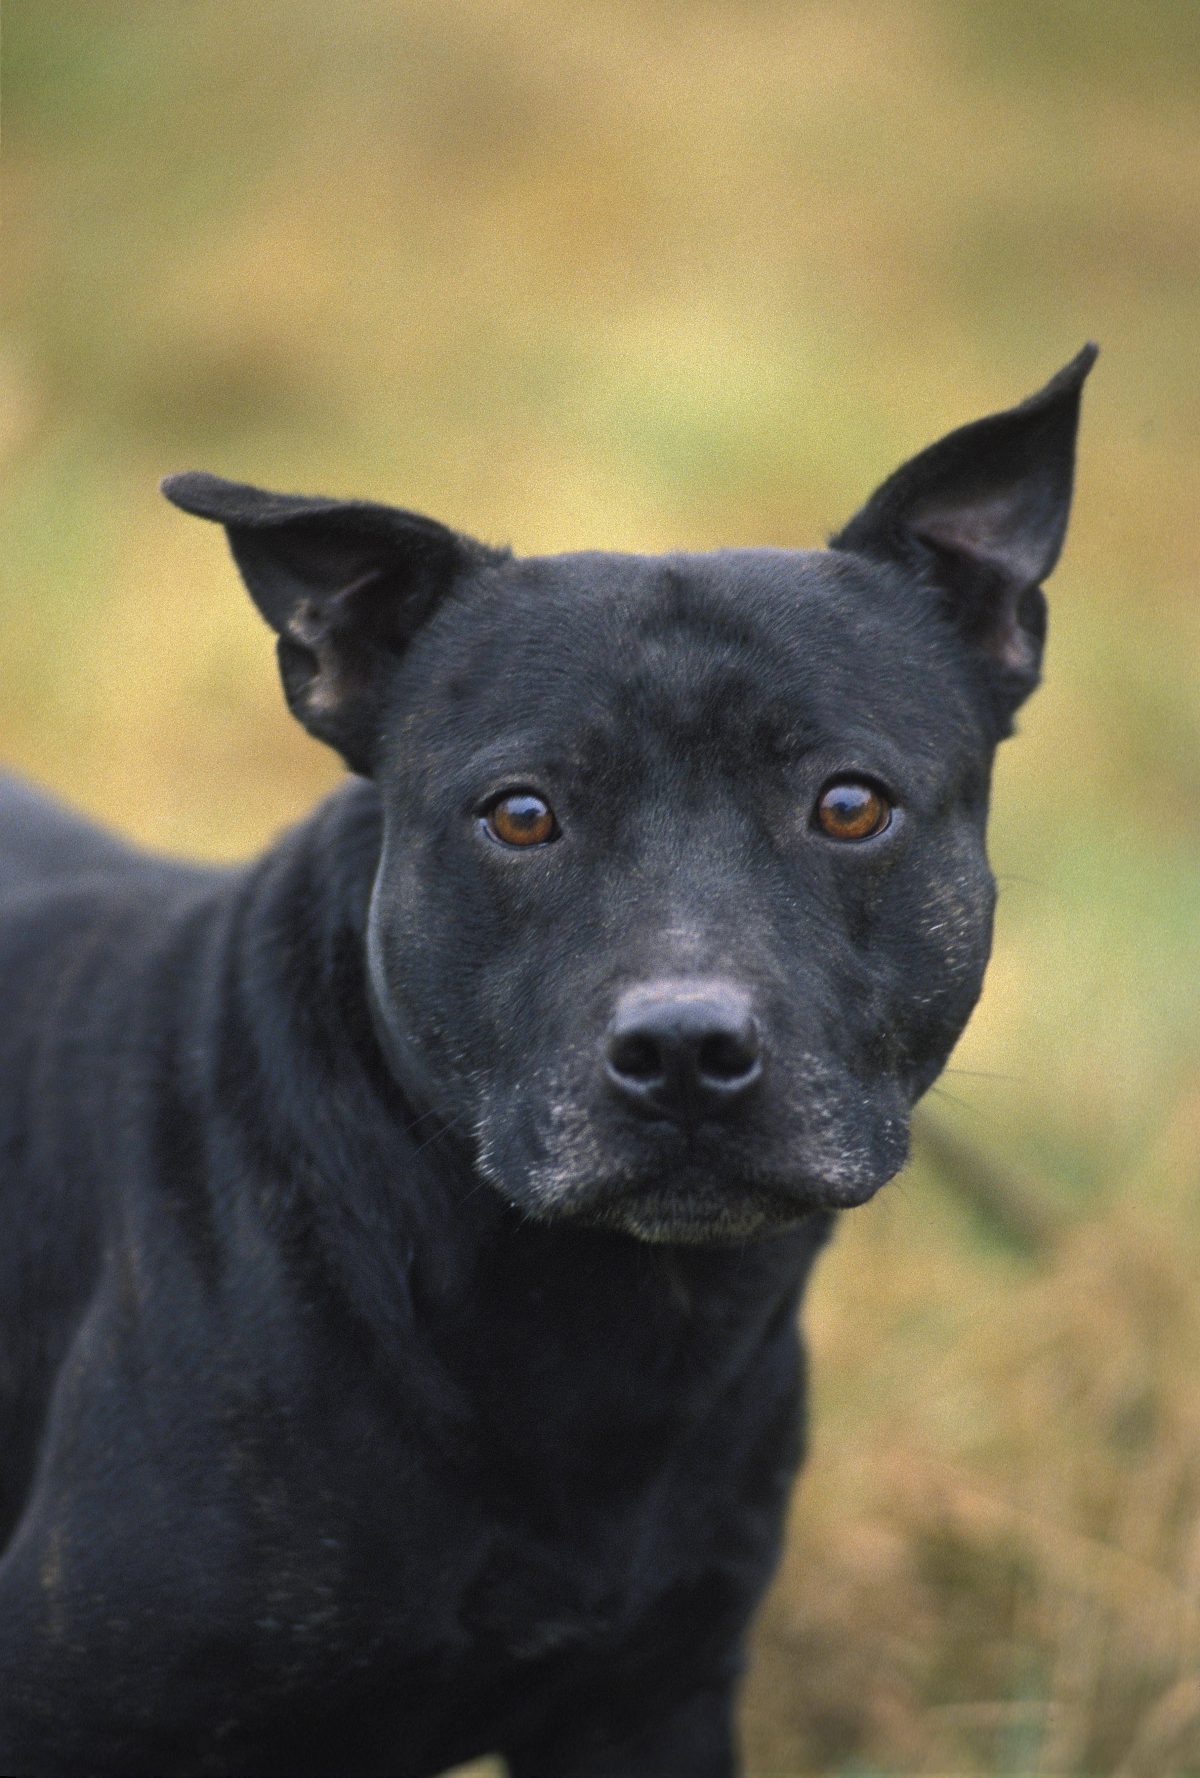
0,349,1094,1777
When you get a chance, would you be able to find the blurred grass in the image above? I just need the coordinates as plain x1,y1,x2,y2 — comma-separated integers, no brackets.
3,2,1199,1772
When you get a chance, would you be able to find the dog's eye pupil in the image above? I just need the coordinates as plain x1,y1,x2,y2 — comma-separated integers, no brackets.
486,793,558,848
815,780,891,841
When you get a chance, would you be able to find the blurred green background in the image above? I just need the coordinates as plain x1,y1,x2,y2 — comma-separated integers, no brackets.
3,3,1199,1773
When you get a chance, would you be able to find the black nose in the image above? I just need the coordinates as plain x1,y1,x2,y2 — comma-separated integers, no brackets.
605,981,763,1124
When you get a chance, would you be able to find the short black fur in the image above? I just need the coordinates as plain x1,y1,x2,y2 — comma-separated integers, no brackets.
0,350,1093,1776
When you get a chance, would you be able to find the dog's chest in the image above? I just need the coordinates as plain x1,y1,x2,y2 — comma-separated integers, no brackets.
245,1307,797,1677
456,1510,664,1663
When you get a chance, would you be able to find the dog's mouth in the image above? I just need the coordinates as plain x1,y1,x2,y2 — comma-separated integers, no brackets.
576,1177,834,1244
474,1066,911,1244
575,1154,892,1243
507,1130,903,1244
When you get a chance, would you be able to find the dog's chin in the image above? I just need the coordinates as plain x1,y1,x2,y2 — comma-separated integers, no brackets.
509,1164,892,1246
576,1184,818,1245
477,1093,910,1245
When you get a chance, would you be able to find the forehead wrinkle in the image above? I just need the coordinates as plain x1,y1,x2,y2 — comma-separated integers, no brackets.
409,544,980,792
610,576,811,757
460,584,801,765
604,648,798,784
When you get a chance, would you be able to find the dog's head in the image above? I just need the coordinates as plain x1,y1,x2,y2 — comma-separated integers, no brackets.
165,347,1094,1243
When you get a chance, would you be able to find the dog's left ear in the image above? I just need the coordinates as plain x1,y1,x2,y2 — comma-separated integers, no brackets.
831,344,1097,726
162,473,502,775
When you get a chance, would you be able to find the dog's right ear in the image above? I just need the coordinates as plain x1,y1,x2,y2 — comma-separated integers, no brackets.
830,345,1097,733
162,473,502,775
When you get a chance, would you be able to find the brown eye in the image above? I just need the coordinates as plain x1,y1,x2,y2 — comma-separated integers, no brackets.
485,792,559,848
814,779,892,841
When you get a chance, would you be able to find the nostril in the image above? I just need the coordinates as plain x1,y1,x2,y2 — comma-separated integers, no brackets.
605,983,763,1121
697,1029,760,1084
608,1032,664,1084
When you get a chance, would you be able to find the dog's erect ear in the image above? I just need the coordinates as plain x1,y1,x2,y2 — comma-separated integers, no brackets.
831,344,1097,725
162,473,502,774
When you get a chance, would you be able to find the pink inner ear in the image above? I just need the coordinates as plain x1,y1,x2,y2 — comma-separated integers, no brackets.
911,487,1048,590
984,609,1038,675
911,495,1042,674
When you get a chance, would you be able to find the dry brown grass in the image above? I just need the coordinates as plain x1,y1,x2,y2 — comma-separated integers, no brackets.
748,1138,1200,1775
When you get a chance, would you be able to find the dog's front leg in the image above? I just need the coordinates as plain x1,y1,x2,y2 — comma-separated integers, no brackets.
503,1676,738,1778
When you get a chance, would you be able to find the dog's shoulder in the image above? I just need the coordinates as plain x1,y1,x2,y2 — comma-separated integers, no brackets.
0,773,161,898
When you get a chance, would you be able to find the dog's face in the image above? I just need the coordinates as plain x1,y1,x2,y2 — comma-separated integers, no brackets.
362,546,995,1240
165,346,1093,1242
